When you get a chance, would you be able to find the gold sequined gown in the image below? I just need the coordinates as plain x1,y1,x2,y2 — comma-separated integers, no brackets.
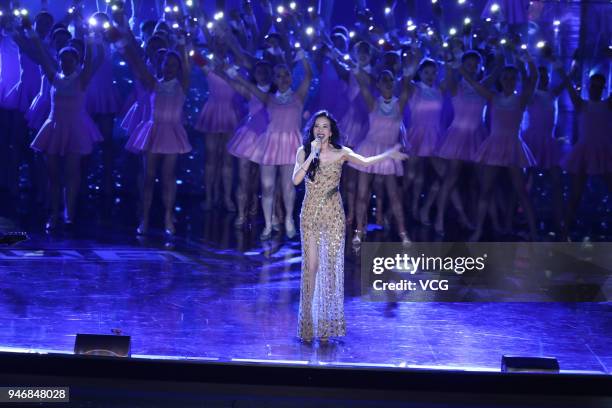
298,159,346,340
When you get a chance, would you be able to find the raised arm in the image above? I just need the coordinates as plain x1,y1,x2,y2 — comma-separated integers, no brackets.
518,52,537,109
459,65,496,101
27,29,58,81
80,37,105,88
295,50,312,102
353,67,376,112
224,64,270,104
117,34,157,91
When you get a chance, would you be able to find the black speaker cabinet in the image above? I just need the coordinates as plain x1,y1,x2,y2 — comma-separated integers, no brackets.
74,334,131,357
501,355,560,373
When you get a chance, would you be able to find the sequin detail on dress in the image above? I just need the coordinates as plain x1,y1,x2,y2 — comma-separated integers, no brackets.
298,159,346,340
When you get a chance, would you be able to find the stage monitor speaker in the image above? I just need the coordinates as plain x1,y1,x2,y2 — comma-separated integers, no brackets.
501,355,559,373
74,334,131,357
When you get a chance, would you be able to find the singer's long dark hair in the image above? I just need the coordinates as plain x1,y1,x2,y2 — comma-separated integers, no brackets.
302,110,343,182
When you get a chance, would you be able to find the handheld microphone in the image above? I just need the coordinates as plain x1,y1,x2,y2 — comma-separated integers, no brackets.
314,135,322,159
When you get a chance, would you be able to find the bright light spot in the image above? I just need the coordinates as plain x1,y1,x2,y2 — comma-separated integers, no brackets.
186,0,194,6
443,42,448,47
214,11,224,20
189,50,195,57
312,45,317,51
207,53,214,59
172,23,179,29
88,17,98,26
536,40,546,48
164,6,171,13
294,41,301,48
173,5,179,12
103,21,110,29
368,25,374,31
490,3,500,12
500,38,507,45
305,26,314,35
427,29,434,36
458,0,466,4
464,17,471,25
343,54,350,60
485,17,492,22
432,0,438,3
378,38,385,45
407,25,417,32
277,5,284,14
206,22,213,29
290,2,297,10
449,27,457,35
553,20,560,26
276,17,282,23
349,31,355,38
521,44,527,50
384,7,391,14
307,6,314,13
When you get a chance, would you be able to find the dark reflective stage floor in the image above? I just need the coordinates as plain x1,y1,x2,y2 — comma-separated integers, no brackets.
1,192,611,375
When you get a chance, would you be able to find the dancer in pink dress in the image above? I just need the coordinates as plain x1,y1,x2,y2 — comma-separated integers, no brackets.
225,61,272,227
119,35,192,236
461,51,538,241
122,35,167,144
349,65,413,246
562,73,612,239
26,28,72,132
28,33,103,229
434,51,488,234
230,52,312,240
405,57,470,229
522,65,566,234
195,37,244,212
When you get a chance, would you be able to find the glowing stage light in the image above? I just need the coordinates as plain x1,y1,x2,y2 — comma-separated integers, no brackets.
490,3,500,12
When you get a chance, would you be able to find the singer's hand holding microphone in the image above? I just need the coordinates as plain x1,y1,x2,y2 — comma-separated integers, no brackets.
310,136,322,160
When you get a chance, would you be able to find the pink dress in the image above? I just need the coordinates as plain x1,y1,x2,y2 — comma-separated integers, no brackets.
194,71,241,134
121,79,151,139
125,78,192,154
0,35,20,107
474,94,535,167
30,72,102,155
349,97,404,175
522,90,561,169
438,80,487,161
338,72,369,148
86,46,121,116
563,100,612,175
4,49,41,113
406,82,444,157
25,71,51,131
247,92,302,166
227,91,269,160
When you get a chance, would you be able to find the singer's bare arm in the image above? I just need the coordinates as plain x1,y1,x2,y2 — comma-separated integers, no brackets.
342,145,408,166
292,147,316,185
